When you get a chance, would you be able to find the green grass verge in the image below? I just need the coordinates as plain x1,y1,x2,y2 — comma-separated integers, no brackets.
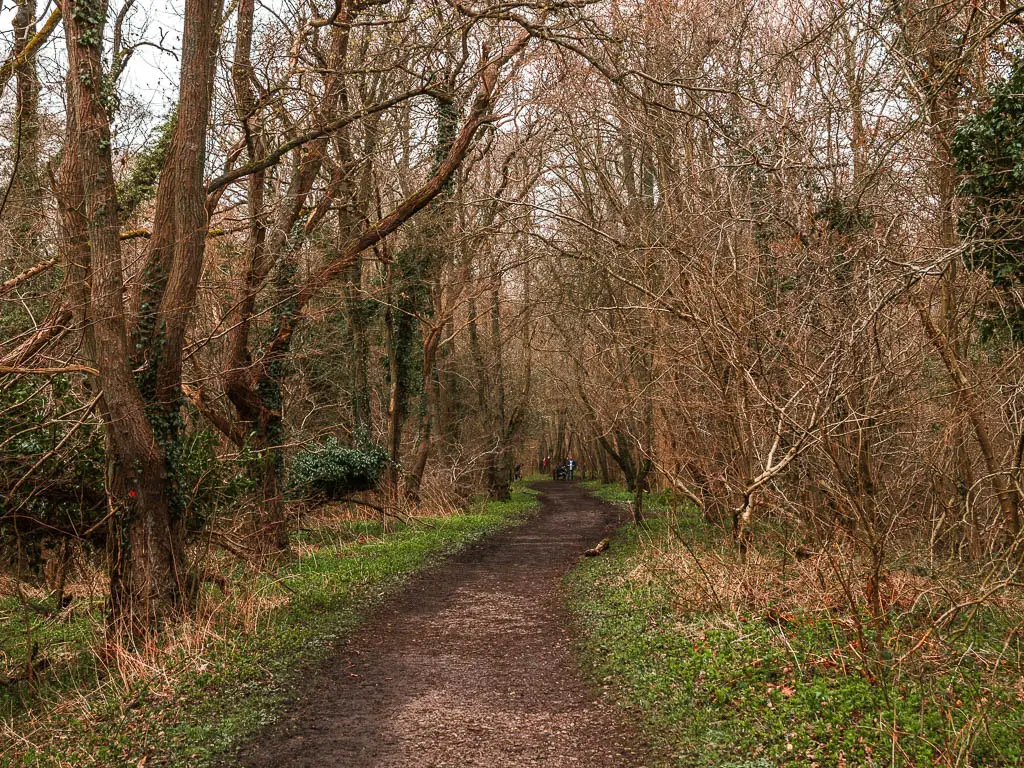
565,487,1024,768
577,479,672,510
2,487,537,767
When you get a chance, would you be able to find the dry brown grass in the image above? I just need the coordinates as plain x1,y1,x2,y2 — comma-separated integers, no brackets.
626,526,1024,641
0,503,384,704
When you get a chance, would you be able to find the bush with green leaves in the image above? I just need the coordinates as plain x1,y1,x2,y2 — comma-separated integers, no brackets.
0,377,251,574
953,58,1024,338
0,375,105,574
176,424,260,532
288,433,391,500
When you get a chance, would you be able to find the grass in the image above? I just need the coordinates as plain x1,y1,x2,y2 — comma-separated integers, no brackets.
577,480,673,510
1,487,538,767
565,483,1024,768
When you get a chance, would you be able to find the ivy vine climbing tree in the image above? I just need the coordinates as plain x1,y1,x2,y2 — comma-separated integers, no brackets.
56,0,223,638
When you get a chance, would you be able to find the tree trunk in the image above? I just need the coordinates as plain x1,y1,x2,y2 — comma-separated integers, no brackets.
347,257,373,430
5,0,42,267
220,0,291,554
915,300,1022,540
632,484,645,524
406,325,443,500
599,431,638,491
597,441,611,483
61,0,186,636
384,272,409,486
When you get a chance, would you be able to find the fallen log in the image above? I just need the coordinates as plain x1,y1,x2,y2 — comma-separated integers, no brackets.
584,538,610,557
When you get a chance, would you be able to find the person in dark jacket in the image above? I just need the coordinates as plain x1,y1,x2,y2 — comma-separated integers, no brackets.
565,456,577,481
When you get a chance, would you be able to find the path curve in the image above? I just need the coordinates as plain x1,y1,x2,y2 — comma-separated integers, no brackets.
233,481,649,767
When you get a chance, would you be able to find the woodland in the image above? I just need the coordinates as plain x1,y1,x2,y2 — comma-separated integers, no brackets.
2,0,1024,763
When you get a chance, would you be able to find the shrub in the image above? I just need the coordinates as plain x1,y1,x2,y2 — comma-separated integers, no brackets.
288,434,391,499
0,376,106,574
953,58,1024,339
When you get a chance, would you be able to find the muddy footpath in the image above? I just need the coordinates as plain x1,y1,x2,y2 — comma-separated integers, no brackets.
233,481,652,767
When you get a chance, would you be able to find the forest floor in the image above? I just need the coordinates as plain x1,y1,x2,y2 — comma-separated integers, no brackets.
566,483,1024,767
232,480,653,768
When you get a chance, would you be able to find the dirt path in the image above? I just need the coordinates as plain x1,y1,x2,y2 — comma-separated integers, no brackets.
233,481,650,767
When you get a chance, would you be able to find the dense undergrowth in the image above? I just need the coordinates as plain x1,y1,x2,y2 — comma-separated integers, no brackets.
0,488,537,767
566,483,1024,768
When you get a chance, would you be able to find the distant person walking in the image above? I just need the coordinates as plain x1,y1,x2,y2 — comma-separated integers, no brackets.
565,456,577,481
